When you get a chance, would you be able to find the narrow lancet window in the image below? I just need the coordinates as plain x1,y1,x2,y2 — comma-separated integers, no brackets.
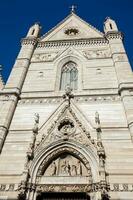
60,62,78,90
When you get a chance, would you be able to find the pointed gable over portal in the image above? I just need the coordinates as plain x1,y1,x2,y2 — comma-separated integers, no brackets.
41,12,104,41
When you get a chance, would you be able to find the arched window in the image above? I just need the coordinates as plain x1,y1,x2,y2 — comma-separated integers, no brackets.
60,62,78,90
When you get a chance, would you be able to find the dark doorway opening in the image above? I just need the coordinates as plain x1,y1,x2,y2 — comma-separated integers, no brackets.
37,192,90,200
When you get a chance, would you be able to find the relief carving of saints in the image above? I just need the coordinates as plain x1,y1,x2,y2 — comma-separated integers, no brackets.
77,160,82,176
71,165,77,176
51,161,57,176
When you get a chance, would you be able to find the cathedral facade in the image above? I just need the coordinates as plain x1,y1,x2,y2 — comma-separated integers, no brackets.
0,10,133,200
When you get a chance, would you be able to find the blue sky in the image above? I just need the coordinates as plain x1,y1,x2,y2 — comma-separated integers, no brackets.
0,0,133,82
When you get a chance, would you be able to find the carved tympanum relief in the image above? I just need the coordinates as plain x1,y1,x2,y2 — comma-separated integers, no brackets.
83,49,111,59
43,153,90,177
31,52,58,62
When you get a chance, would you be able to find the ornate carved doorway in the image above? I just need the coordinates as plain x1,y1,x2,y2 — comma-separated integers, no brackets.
37,192,90,200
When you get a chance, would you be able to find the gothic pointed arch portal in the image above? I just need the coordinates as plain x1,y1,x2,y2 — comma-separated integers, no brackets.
26,141,100,200
36,149,92,193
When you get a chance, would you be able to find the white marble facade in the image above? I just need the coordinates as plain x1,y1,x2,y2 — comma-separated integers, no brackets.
0,12,133,200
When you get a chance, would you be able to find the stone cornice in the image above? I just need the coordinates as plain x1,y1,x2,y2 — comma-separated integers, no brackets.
105,31,123,40
37,38,109,48
0,91,19,101
17,95,121,106
21,37,37,46
1,182,133,192
118,82,133,95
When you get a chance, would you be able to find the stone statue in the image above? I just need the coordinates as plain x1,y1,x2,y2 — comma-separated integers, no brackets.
63,85,74,105
34,113,39,124
33,113,39,133
51,161,57,176
95,111,100,124
61,160,71,176
99,156,105,167
71,165,77,176
77,160,82,176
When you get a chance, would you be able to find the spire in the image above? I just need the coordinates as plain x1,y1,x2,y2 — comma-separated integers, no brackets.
0,65,4,90
104,17,118,33
26,22,41,38
69,5,77,13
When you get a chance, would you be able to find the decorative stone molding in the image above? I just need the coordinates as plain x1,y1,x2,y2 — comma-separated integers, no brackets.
83,49,111,59
0,94,17,102
37,38,109,48
0,183,132,193
21,38,37,46
105,31,123,40
0,184,19,191
18,95,121,105
36,184,92,193
31,52,58,62
75,95,121,103
110,183,133,192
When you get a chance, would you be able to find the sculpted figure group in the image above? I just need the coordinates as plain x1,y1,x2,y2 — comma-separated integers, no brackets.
50,159,82,176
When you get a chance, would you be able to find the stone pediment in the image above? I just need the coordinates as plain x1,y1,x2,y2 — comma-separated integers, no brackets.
35,100,95,153
40,13,103,42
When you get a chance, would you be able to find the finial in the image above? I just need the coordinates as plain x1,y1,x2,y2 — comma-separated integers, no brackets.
34,21,41,26
70,5,77,13
105,16,111,21
0,65,2,71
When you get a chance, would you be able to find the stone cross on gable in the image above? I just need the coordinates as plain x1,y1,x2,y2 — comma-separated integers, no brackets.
63,85,74,105
70,5,77,13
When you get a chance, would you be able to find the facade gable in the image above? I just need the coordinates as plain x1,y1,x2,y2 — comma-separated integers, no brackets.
41,13,103,42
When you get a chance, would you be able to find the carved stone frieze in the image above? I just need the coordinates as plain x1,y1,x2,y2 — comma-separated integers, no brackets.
18,95,121,105
110,183,133,192
37,38,109,48
106,32,123,40
83,49,111,59
0,94,17,102
36,184,92,193
0,182,133,192
31,52,58,62
21,38,37,46
0,183,18,191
